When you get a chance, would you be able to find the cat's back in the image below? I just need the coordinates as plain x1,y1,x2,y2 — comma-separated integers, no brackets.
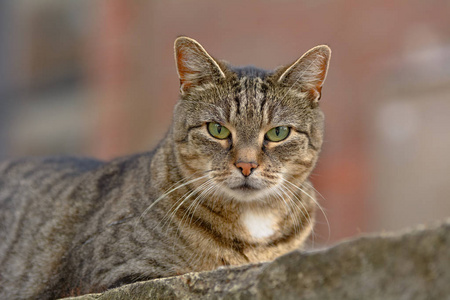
0,156,104,213
0,155,104,186
0,152,160,298
0,156,105,298
0,156,104,253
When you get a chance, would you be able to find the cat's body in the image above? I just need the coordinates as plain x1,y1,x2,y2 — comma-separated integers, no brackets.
0,37,330,299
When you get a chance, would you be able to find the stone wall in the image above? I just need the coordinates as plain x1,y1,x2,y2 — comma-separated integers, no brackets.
65,219,450,299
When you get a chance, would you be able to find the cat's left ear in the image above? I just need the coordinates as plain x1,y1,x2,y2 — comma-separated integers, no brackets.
174,37,226,95
277,45,331,104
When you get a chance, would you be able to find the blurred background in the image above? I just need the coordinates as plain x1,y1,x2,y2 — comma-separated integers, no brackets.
1,0,450,245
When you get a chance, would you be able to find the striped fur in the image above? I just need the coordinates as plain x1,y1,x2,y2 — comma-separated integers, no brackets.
0,37,330,299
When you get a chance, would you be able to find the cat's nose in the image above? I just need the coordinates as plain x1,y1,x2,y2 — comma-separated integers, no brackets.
235,161,259,177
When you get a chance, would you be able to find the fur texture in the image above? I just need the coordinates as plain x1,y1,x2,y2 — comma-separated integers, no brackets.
0,37,331,299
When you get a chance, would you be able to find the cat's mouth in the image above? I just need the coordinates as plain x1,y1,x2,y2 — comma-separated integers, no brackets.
233,182,259,191
222,178,270,201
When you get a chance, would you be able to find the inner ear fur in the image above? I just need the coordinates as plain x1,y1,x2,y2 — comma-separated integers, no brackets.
276,45,331,103
174,37,226,94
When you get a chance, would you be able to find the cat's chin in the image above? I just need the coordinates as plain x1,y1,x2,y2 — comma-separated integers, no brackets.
222,186,272,203
234,183,259,192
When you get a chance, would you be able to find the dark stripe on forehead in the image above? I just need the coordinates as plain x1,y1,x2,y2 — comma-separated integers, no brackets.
234,95,240,116
230,80,241,117
229,67,272,122
235,77,247,117
259,82,268,113
243,77,250,113
232,66,269,78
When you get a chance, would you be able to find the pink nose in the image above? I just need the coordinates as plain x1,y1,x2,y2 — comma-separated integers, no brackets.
235,161,258,177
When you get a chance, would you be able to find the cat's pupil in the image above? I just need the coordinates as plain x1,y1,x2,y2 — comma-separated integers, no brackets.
217,124,222,134
275,127,280,136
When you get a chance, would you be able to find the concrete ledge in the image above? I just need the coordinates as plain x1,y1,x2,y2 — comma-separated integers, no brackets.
64,219,450,300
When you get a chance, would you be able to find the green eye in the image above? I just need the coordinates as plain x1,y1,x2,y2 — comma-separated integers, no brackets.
265,126,290,142
208,122,231,139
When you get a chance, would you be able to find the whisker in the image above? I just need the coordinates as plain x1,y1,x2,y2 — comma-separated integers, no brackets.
281,182,312,236
171,179,213,237
159,182,205,232
302,180,326,202
179,179,214,230
280,182,316,246
280,178,330,243
167,180,216,256
135,173,210,228
188,181,217,228
155,173,205,224
184,183,227,267
268,185,291,228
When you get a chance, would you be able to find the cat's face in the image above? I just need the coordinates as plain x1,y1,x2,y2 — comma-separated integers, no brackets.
172,37,330,203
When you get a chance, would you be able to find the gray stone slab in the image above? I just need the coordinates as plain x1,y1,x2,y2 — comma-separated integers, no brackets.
63,219,450,300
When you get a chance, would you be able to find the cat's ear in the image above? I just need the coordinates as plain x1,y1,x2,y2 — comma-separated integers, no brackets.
277,45,331,103
174,37,226,94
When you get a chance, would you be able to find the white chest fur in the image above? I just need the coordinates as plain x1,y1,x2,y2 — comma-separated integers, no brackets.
241,211,275,239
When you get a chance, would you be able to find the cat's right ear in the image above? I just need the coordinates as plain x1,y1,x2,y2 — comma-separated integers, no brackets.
174,37,226,95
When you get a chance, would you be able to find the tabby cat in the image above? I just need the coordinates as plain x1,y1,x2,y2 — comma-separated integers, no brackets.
0,37,331,299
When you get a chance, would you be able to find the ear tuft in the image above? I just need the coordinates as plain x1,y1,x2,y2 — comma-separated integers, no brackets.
174,37,225,94
277,45,331,103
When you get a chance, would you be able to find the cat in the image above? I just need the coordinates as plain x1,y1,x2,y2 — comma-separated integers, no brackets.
0,36,331,299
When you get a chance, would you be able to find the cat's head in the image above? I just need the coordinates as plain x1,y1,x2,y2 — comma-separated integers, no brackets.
172,37,330,202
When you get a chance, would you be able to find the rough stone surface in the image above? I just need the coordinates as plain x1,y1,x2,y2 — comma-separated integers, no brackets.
64,219,450,300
